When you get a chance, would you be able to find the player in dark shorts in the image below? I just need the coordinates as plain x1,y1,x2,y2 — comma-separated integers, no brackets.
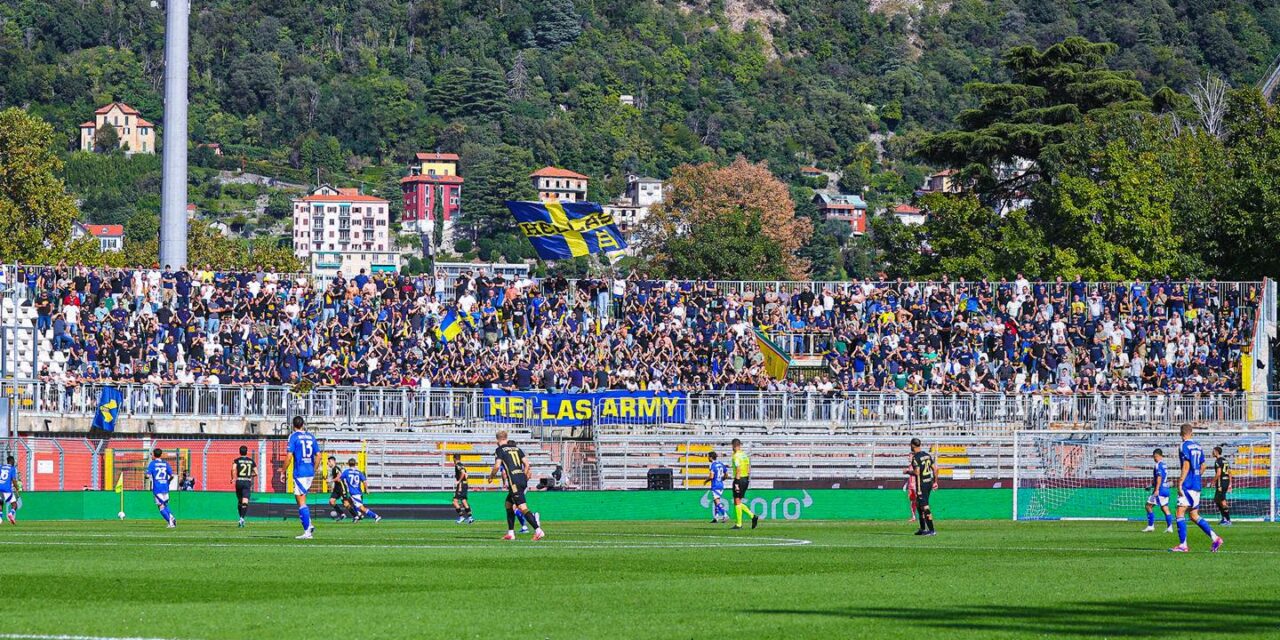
232,445,257,528
452,454,473,524
489,430,544,540
326,455,351,521
1213,445,1232,526
910,437,937,536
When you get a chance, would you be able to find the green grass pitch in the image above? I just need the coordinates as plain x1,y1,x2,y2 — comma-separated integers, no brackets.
0,519,1276,639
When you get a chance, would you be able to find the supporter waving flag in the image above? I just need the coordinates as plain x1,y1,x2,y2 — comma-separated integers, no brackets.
753,327,792,380
505,200,627,260
91,386,123,432
436,309,464,343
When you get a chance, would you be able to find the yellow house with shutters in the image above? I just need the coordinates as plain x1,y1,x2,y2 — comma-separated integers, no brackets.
79,103,156,154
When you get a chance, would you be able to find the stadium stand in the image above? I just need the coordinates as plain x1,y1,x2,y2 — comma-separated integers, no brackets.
0,265,1268,395
595,434,1014,490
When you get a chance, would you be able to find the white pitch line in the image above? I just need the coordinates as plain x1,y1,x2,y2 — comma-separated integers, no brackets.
0,537,811,551
0,634,185,640
813,541,1277,555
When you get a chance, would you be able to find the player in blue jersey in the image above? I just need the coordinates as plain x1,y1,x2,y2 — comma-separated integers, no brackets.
708,451,729,523
1141,448,1173,533
1170,424,1223,553
0,456,20,525
340,459,382,523
146,448,176,528
287,416,320,539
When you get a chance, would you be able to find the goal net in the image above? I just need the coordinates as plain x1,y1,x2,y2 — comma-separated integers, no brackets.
1014,430,1277,521
108,448,190,492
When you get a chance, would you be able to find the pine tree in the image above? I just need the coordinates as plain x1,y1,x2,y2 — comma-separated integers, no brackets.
534,0,581,49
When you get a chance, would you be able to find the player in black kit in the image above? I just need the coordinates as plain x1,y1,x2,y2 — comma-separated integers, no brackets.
1213,445,1232,526
910,437,937,536
452,454,474,524
489,430,544,541
232,446,256,528
327,455,351,521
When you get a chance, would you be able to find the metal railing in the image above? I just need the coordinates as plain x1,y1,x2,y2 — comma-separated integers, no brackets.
11,380,1280,434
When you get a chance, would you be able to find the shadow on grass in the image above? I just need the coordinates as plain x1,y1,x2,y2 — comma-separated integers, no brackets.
748,600,1280,636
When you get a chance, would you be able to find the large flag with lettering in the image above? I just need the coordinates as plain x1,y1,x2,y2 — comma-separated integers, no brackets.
92,386,123,432
505,200,628,260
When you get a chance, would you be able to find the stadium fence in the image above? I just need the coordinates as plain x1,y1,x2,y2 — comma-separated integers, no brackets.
9,380,1280,436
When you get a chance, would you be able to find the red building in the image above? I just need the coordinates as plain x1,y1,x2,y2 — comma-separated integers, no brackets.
400,153,463,236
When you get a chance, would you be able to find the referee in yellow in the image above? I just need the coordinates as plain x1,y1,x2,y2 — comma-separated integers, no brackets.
730,438,759,529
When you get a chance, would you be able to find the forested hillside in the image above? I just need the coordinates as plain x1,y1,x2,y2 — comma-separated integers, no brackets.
1,0,1279,274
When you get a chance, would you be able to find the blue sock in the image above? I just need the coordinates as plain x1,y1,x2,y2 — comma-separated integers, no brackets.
1196,518,1216,539
365,509,378,519
515,510,527,526
299,505,312,530
1165,514,1173,527
159,506,172,522
1176,517,1187,544
1146,512,1154,527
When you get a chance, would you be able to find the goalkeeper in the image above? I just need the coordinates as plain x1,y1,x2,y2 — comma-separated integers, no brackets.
1142,448,1173,533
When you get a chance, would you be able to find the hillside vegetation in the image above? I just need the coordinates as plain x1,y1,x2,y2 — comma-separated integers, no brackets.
1,0,1278,276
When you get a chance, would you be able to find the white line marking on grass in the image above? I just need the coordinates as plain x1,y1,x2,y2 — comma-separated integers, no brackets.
813,542,1279,555
0,634,186,640
0,535,811,551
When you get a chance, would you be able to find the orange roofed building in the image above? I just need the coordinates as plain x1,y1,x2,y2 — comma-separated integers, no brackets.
531,166,589,202
79,103,155,154
72,223,125,252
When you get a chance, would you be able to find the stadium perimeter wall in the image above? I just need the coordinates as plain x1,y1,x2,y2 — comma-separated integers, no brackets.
16,488,1012,521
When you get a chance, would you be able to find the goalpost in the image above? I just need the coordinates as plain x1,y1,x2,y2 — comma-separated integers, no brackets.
1013,430,1277,522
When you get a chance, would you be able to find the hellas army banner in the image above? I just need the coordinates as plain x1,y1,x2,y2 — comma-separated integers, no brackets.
482,389,687,426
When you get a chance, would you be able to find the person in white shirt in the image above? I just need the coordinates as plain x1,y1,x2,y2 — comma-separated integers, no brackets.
458,293,477,314
1050,315,1067,344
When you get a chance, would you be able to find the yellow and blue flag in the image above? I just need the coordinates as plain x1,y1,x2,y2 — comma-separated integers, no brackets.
92,386,123,432
436,309,464,343
753,328,792,381
505,200,628,260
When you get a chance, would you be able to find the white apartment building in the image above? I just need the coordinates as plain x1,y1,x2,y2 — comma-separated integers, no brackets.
292,185,399,278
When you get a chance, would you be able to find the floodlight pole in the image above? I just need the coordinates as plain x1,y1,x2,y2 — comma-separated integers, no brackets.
159,0,190,268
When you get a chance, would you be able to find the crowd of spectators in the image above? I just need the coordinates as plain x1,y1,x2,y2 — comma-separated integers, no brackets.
1,263,1261,395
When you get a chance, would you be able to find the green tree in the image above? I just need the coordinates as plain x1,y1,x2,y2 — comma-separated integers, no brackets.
534,0,582,49
918,37,1150,203
125,209,160,246
661,209,786,280
1188,90,1280,278
125,224,303,271
298,133,344,179
0,108,100,263
94,122,120,153
1037,113,1193,279
459,142,537,240
264,191,293,220
638,158,812,279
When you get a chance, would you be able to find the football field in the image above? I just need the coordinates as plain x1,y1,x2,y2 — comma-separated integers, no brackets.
0,519,1276,639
